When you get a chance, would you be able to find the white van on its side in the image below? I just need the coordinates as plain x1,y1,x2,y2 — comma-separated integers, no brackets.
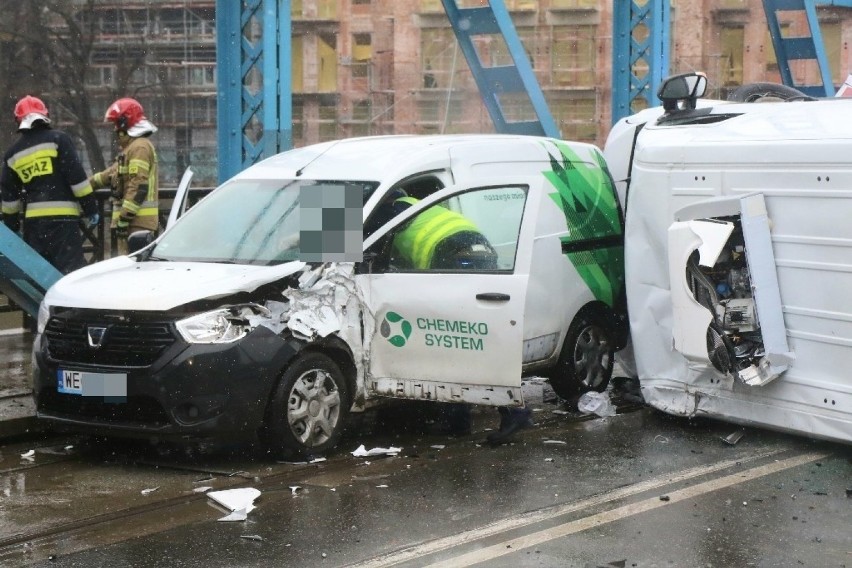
33,135,628,455
605,73,852,444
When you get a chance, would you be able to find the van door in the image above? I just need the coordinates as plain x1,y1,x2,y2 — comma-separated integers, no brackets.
668,193,794,386
361,181,536,406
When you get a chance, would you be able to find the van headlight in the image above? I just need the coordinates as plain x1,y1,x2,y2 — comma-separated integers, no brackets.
176,309,251,344
37,302,50,335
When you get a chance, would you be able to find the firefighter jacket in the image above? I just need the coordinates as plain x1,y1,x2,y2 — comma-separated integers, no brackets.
90,136,159,232
0,125,97,233
392,196,480,269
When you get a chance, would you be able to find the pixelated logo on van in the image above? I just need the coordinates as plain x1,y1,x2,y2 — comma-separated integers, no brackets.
380,311,412,347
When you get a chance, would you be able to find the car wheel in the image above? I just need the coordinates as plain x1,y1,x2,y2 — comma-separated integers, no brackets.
549,312,614,400
266,352,349,456
727,82,813,103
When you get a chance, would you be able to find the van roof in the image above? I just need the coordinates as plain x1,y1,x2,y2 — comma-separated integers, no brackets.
234,134,567,182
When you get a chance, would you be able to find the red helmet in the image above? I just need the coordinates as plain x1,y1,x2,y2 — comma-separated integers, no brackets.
104,98,146,131
14,95,49,127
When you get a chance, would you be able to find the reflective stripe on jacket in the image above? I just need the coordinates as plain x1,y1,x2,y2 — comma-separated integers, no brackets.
0,126,96,231
90,136,159,232
392,196,480,269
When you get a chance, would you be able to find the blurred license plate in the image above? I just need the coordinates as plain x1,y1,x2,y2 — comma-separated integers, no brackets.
57,369,127,397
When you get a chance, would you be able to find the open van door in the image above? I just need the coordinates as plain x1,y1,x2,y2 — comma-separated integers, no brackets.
361,181,536,406
668,193,794,386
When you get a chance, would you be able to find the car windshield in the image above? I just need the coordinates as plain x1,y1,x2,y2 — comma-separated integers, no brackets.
151,179,379,265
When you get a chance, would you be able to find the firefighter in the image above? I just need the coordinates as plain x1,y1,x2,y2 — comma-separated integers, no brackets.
90,98,159,256
0,95,99,274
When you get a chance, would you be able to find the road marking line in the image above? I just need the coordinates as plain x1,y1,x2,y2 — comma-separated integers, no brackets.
347,446,790,568
424,451,829,568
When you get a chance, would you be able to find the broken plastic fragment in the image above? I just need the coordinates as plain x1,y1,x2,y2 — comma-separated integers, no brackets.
544,458,554,462
240,535,263,541
430,445,445,450
543,440,567,445
208,487,261,522
290,486,301,495
351,444,401,457
376,484,388,488
193,486,212,494
577,391,617,417
141,487,159,496
20,450,35,460
721,430,745,445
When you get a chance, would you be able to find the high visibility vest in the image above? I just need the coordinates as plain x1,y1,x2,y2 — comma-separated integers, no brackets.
392,196,480,269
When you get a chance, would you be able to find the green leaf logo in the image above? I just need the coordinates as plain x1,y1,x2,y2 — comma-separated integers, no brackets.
380,311,412,347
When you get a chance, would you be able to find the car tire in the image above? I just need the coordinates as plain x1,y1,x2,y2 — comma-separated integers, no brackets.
265,352,350,457
549,312,615,401
728,82,813,103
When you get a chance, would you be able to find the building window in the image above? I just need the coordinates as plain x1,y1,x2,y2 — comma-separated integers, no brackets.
352,33,372,78
720,26,744,86
421,28,458,90
551,97,597,143
552,25,596,87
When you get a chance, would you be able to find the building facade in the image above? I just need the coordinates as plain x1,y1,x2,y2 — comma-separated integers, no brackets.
46,0,852,185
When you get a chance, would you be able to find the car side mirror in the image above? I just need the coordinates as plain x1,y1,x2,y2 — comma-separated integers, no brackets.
658,72,707,112
127,230,155,255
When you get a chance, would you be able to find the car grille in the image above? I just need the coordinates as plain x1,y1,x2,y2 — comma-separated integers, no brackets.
38,389,170,426
44,310,177,367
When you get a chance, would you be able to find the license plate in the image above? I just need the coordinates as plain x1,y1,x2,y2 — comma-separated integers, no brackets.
57,369,127,397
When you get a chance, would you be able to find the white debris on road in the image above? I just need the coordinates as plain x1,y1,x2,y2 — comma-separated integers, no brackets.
208,487,261,522
141,487,160,496
352,444,402,457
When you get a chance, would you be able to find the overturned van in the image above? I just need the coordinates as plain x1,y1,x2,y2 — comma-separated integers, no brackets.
605,73,852,444
33,135,627,455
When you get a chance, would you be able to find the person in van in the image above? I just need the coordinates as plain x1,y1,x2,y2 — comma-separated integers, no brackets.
89,98,159,256
1,95,99,274
370,191,533,443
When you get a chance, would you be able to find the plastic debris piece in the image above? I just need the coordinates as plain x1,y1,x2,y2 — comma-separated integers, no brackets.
552,409,570,415
577,391,617,417
20,450,35,458
430,445,445,450
721,430,745,445
290,486,301,495
193,486,212,493
240,535,263,541
543,440,567,445
659,495,671,502
141,487,160,496
544,458,554,462
351,444,401,457
64,445,74,451
654,434,670,444
208,487,261,522
376,484,388,488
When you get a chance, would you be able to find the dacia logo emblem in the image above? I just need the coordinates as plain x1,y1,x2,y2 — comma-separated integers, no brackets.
87,326,108,349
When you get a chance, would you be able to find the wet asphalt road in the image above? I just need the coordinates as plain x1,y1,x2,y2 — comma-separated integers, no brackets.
0,398,849,568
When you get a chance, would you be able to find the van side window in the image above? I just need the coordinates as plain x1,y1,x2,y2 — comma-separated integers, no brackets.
364,175,445,239
373,186,527,273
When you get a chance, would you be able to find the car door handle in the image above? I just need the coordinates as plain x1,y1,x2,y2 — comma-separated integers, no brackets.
476,292,510,302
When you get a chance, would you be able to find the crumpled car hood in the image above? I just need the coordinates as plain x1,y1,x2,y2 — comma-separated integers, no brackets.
45,256,307,311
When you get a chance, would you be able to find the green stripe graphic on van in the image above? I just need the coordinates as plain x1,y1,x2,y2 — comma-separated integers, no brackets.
542,142,624,308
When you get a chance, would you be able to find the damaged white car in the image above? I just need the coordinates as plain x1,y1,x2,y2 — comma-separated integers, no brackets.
33,134,628,455
605,72,852,444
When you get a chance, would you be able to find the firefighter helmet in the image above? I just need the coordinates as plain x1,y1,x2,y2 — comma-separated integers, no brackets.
104,98,146,131
104,97,157,137
14,95,50,130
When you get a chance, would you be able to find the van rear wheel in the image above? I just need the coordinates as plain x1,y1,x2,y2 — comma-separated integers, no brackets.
266,352,349,457
549,313,614,400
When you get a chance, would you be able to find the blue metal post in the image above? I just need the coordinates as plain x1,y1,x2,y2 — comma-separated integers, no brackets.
0,224,62,318
216,0,242,183
612,0,670,124
216,0,292,183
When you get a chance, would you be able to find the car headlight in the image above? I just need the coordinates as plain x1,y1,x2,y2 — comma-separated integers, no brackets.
176,308,251,344
37,301,50,335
